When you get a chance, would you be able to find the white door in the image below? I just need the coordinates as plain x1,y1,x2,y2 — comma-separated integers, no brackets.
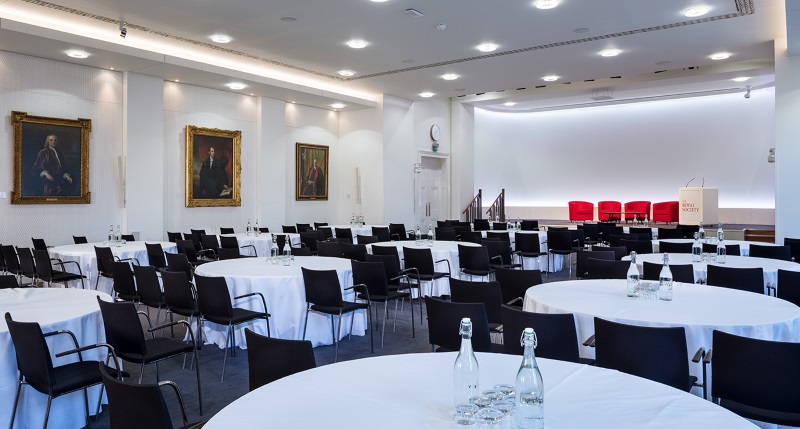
417,156,448,227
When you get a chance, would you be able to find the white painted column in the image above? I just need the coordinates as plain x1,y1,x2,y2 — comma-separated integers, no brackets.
774,35,800,242
450,101,475,220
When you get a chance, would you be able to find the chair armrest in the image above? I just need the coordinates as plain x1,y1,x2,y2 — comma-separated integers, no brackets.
691,347,705,363
400,267,420,279
240,244,257,256
234,292,269,316
766,282,776,297
346,283,370,302
506,297,523,306
158,380,191,426
148,320,197,349
703,348,713,365
582,334,596,347
490,255,503,264
137,310,153,331
434,258,452,274
55,343,120,372
43,329,80,358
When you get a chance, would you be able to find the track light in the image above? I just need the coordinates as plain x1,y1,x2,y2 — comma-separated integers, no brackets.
119,21,127,38
744,85,751,99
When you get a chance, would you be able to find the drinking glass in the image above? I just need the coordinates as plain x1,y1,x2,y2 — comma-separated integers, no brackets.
454,403,479,426
476,408,504,429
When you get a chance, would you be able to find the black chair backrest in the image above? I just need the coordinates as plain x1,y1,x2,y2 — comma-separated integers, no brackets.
424,297,492,352
784,237,800,262
341,243,368,262
494,268,542,305
316,240,342,258
706,265,764,294
620,239,653,255
17,247,37,279
290,246,312,256
175,240,201,263
546,230,573,252
435,228,457,241
95,246,116,276
520,220,539,230
296,223,313,233
0,275,19,289
642,261,695,283
458,245,491,272
73,236,88,244
629,227,653,240
569,229,585,248
500,305,580,362
259,227,270,233
711,330,800,423
2,245,20,273
219,236,239,249
677,225,699,239
4,312,56,392
189,230,205,250
437,220,453,229
586,258,630,280
594,317,690,392
702,243,741,256
659,241,693,253
598,224,623,242
164,252,193,281
300,232,321,252
133,265,162,306
32,250,55,281
112,261,137,297
657,227,684,239
97,297,147,356
369,245,402,272
578,223,600,242
145,243,167,269
576,250,614,278
220,227,235,234
314,222,329,230
449,278,503,325
372,227,391,242
167,232,183,243
161,271,197,315
473,219,490,231
608,233,645,247
491,222,508,231
121,234,135,242
218,248,240,260
590,245,627,260
749,244,792,261
31,238,48,251
356,235,379,245
194,274,234,319
99,365,175,429
777,270,800,307
274,235,288,253
482,240,514,265
514,232,541,254
245,328,316,391
282,225,297,234
352,260,390,298
459,231,482,244
485,231,510,243
301,268,343,308
364,254,402,286
334,228,353,240
388,223,406,241
201,235,220,251
403,247,437,275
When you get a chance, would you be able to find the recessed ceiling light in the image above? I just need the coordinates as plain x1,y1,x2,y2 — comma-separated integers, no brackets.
599,48,622,57
250,93,254,96
684,6,710,17
732,77,750,82
419,92,435,98
210,34,232,43
477,43,498,52
66,50,89,58
503,102,517,107
370,0,388,2
441,73,459,81
227,83,246,90
280,16,298,22
533,0,559,9
109,67,114,70
338,70,356,77
710,52,731,60
347,39,368,49
174,79,179,82
331,103,346,109
542,75,560,82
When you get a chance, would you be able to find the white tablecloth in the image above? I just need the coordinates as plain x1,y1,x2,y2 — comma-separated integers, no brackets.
0,288,112,429
626,253,800,293
218,233,300,257
523,280,800,365
193,256,364,348
49,242,177,295
320,225,388,243
653,239,778,256
202,352,756,429
367,240,481,296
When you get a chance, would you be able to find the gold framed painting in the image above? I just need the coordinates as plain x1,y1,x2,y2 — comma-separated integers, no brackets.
296,143,329,201
11,111,91,204
185,125,241,207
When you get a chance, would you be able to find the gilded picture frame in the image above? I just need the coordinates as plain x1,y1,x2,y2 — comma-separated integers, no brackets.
11,111,91,204
185,125,241,207
296,143,329,201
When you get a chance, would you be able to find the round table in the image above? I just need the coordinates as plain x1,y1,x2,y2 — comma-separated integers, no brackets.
201,352,757,429
0,288,112,429
193,256,363,348
653,239,778,256
523,280,800,363
626,253,800,293
49,241,177,295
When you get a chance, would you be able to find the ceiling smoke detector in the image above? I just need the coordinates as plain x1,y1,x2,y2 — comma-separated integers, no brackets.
591,88,614,101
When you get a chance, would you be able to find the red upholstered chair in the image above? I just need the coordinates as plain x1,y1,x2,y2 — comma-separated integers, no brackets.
598,201,622,222
652,201,679,223
623,201,652,222
568,201,594,222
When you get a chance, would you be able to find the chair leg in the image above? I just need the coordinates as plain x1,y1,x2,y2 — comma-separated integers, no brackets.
393,300,399,332
381,301,388,348
94,384,105,421
410,295,415,338
221,325,230,382
334,311,343,363
138,363,145,383
367,306,374,353
192,337,203,415
83,387,90,428
42,395,53,429
302,307,310,340
9,380,22,429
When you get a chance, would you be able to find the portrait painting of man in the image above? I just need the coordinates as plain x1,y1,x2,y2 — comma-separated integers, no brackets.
185,125,241,207
296,143,329,200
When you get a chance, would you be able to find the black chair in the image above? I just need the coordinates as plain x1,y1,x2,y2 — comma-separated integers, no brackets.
290,246,313,256
449,278,503,333
424,297,493,352
161,271,201,340
608,233,643,247
784,237,800,262
777,269,800,305
334,227,353,242
388,223,407,241
282,225,297,234
301,268,371,362
244,329,316,392
494,268,542,306
220,227,235,234
95,246,139,291
99,365,205,429
134,265,167,326
188,230,206,251
194,274,271,381
73,236,88,244
500,306,586,363
706,265,764,294
0,274,20,288
296,223,313,233
175,240,213,267
569,229,586,250
437,220,453,229
5,312,123,429
578,223,601,246
472,219,490,231
642,261,695,284
121,234,135,242
591,245,627,260
166,232,183,243
145,243,168,270
111,261,139,304
165,252,194,281
593,317,703,395
546,230,578,277
597,224,623,244
259,227,270,233
300,231,322,254
435,228,457,241
356,235,379,245
576,250,614,279
483,239,521,270
459,231,483,244
457,244,494,281
620,239,653,255
273,234,288,253
749,244,792,261
2,245,24,283
485,231,510,243
219,235,257,257
31,238,50,251
96,297,203,414
629,227,653,240
341,243,368,261
657,227,684,239
372,226,391,242
200,235,220,260
17,247,38,285
351,260,414,347
404,247,451,304
709,330,800,426
586,258,630,280
515,232,545,271
702,242,741,256
371,245,402,268
491,222,508,231
520,220,539,230
317,240,342,258
659,241,693,253
314,222,329,230
33,249,86,289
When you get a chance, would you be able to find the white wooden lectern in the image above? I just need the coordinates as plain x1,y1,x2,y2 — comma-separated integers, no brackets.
678,187,718,225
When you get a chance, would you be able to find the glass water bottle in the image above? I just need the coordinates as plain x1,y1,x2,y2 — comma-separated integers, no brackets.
659,253,673,301
716,231,727,264
692,232,702,262
626,251,640,298
515,328,544,429
453,318,479,407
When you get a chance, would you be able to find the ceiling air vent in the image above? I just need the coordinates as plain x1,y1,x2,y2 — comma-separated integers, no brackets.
591,88,614,101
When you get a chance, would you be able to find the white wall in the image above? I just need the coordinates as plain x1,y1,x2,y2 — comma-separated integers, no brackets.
258,97,288,231
474,89,776,224
382,95,415,227
0,51,123,247
775,38,800,241
339,105,384,224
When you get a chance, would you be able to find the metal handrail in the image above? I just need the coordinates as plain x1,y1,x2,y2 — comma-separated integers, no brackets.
462,189,482,222
486,189,505,222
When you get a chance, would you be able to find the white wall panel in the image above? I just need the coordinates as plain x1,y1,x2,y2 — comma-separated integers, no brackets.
339,106,383,224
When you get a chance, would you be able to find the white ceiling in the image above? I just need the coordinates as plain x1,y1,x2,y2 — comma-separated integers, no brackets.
0,0,788,111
